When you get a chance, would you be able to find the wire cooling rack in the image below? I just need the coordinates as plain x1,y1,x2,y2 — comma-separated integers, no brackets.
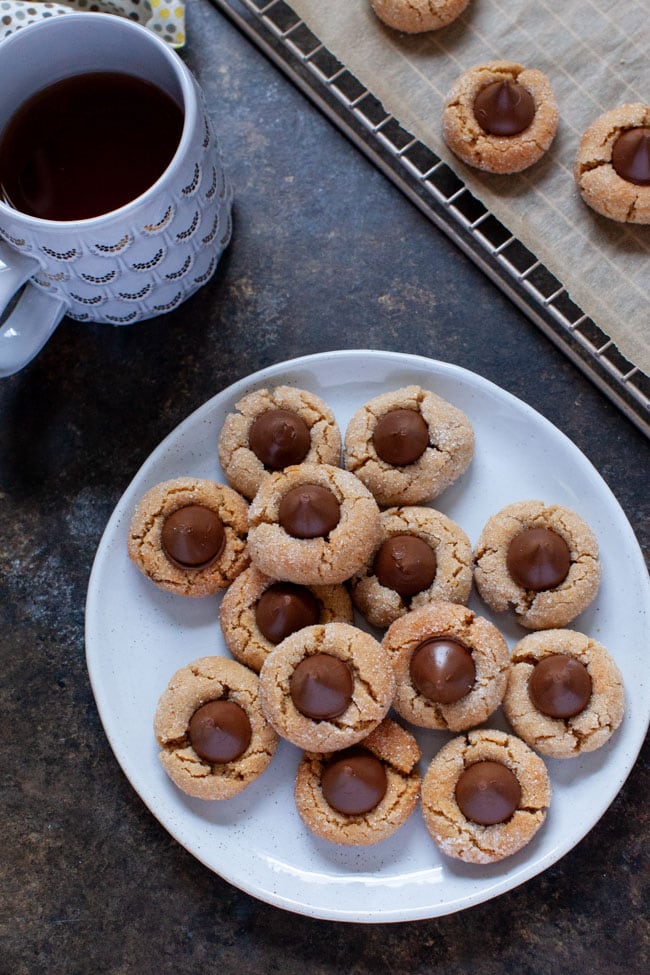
209,0,650,438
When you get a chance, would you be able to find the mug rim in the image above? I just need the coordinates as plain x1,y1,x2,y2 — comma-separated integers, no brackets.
0,11,197,230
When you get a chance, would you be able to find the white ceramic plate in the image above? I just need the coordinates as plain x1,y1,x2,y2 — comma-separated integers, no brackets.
85,350,649,922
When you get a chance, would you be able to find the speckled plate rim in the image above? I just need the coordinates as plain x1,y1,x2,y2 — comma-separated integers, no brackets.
85,350,650,923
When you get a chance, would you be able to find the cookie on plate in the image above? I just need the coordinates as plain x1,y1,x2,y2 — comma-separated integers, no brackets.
294,717,421,846
503,629,625,758
574,103,650,223
421,729,551,863
247,462,381,585
382,602,510,731
220,565,353,673
473,500,601,629
370,0,469,33
258,622,396,752
218,385,342,500
127,477,249,597
350,505,473,628
154,656,278,800
442,61,559,174
343,385,474,507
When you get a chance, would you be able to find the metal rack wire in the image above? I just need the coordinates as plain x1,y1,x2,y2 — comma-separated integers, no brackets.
210,0,650,439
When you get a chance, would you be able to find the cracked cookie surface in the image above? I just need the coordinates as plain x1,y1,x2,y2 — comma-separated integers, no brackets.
218,385,342,500
219,565,353,673
258,622,396,752
343,385,474,507
350,505,473,628
473,500,601,629
370,0,469,33
442,61,559,174
154,656,278,800
294,717,421,845
503,629,625,758
127,477,249,597
382,602,510,731
421,729,551,863
574,103,650,223
247,462,381,585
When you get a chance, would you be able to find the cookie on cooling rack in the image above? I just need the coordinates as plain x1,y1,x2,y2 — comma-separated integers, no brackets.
443,61,559,174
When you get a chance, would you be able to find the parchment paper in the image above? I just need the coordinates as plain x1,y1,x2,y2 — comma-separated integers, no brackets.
290,0,650,375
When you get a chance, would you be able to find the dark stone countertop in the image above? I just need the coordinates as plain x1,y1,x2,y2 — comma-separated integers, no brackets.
0,2,648,972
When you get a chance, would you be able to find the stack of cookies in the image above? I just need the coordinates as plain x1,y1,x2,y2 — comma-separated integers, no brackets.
127,381,624,863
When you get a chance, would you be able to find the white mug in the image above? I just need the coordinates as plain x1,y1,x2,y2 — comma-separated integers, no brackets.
0,12,232,377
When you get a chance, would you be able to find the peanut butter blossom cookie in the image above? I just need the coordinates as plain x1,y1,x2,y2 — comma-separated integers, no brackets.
258,622,396,753
247,462,381,585
350,505,473,628
503,629,625,759
421,729,551,863
218,386,341,500
442,61,559,174
153,656,278,800
344,385,474,506
382,602,509,731
127,477,249,597
294,717,421,846
219,565,353,673
369,0,469,33
574,103,650,223
473,500,601,629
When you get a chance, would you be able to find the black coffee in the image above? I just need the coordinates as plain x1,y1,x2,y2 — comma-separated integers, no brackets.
0,72,184,221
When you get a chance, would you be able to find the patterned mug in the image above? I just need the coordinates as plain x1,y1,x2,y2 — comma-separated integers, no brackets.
0,11,232,377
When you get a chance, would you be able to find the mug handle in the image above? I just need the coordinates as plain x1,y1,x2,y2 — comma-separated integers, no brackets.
0,241,66,378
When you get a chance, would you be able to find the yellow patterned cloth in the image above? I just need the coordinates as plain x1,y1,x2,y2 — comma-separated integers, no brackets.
0,0,186,47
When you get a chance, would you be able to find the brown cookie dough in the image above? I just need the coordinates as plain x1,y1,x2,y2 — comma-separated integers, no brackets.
247,463,381,586
343,385,474,507
442,62,559,174
219,565,353,673
473,500,601,629
218,386,342,500
350,505,473,628
294,717,421,846
503,629,625,759
574,103,650,223
421,728,551,863
258,622,396,752
382,602,509,731
127,477,249,597
153,656,278,800
370,0,469,33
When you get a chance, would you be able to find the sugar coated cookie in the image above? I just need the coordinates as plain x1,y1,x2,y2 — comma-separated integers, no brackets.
350,505,473,628
503,629,624,758
344,385,474,507
442,61,559,174
421,729,551,863
370,0,469,33
574,103,650,223
294,717,421,845
154,656,278,800
218,385,341,501
127,477,249,597
473,500,600,629
258,622,396,752
382,602,509,731
219,565,353,673
247,463,381,585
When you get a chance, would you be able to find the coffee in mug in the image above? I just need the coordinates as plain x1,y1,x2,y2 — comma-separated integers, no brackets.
0,72,185,221
0,12,233,378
